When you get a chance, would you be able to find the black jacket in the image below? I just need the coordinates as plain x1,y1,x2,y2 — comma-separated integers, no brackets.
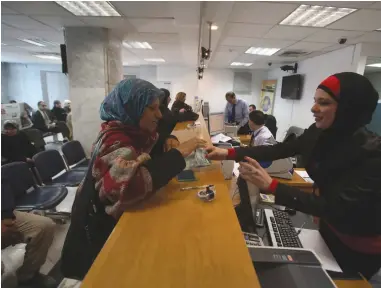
2,131,37,164
234,124,381,236
32,110,53,132
171,100,198,122
51,106,67,122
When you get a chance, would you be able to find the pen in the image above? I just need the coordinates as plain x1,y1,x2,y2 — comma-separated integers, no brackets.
180,185,212,191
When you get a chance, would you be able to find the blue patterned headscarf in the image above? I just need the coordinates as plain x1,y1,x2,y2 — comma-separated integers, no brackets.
100,78,162,126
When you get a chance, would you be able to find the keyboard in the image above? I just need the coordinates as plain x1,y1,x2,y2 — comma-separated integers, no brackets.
264,209,303,248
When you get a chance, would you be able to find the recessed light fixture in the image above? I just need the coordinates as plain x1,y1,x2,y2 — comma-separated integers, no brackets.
55,1,120,16
144,58,165,62
18,38,57,47
377,28,381,31
123,41,152,49
280,5,356,27
231,62,253,67
34,53,61,60
1,43,7,45
211,25,219,31
245,47,280,56
367,63,381,68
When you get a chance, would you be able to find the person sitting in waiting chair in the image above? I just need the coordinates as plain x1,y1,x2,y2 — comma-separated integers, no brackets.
1,120,37,166
51,100,67,122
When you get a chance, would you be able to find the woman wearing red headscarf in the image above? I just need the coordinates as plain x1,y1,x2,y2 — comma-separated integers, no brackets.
206,72,381,279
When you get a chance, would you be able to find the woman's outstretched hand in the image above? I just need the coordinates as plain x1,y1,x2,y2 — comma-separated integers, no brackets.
239,157,273,191
176,137,207,158
205,146,228,160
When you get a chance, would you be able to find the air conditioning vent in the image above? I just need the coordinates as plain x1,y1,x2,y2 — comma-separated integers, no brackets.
278,50,310,57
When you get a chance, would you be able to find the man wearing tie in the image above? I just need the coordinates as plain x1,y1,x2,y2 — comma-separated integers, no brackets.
224,91,250,134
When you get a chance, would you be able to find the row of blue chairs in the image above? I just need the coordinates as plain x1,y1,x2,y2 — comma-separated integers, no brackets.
1,141,89,218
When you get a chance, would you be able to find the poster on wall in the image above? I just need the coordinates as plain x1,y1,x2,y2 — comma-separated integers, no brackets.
259,80,277,115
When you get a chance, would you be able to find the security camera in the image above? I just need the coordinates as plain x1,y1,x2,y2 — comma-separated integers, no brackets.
338,38,347,45
268,62,272,67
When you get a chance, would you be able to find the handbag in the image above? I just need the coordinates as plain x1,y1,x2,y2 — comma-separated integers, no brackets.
61,128,121,280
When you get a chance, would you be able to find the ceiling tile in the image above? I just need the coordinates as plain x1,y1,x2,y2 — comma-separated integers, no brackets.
217,46,248,53
1,24,30,39
264,26,320,41
129,18,177,33
303,29,365,43
234,54,267,62
31,16,86,30
1,5,20,15
3,1,73,16
150,42,180,51
112,1,173,18
368,2,381,9
351,31,381,43
26,30,65,43
1,15,54,30
126,33,179,43
229,2,299,25
220,36,257,47
211,51,240,64
79,17,134,30
285,41,333,51
328,9,381,31
225,23,272,38
248,38,296,48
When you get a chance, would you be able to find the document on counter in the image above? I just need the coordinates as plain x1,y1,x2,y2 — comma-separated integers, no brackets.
297,229,342,273
211,133,232,144
233,162,240,177
295,170,314,183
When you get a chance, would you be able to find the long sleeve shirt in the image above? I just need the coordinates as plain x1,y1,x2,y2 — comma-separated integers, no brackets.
224,99,249,128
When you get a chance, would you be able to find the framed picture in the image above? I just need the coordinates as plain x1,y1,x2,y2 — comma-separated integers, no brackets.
259,80,277,114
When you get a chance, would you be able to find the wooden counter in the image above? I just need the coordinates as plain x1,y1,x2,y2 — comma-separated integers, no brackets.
81,115,370,288
81,115,260,288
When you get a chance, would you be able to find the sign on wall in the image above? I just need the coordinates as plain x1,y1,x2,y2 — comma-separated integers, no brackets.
259,80,277,114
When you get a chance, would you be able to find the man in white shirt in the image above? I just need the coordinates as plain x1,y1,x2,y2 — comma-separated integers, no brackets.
248,110,275,147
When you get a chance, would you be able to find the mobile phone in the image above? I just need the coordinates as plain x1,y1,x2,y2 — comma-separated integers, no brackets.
177,170,196,182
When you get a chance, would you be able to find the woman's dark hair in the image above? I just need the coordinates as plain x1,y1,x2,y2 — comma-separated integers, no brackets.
3,121,18,130
249,110,265,125
166,135,179,141
225,91,236,99
249,104,256,110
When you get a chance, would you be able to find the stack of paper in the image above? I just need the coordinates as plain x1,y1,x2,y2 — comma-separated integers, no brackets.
211,133,231,144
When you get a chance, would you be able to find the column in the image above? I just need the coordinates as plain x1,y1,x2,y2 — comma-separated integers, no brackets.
64,27,123,154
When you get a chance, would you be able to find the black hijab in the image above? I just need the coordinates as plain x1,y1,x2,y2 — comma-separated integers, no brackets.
159,88,170,108
313,72,379,160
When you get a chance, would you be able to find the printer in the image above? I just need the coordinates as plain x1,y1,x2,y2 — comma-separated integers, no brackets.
265,157,293,180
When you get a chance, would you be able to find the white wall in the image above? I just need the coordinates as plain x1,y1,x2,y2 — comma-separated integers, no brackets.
2,63,62,109
1,62,9,103
365,72,381,97
268,45,363,141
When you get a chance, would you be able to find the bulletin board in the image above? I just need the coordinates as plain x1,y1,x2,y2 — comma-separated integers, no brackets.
259,80,277,115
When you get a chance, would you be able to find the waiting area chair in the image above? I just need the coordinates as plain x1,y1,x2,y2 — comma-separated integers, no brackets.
61,140,90,171
33,150,86,186
1,162,69,219
22,128,47,152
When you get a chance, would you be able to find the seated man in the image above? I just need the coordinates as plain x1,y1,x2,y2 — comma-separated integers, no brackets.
51,100,67,122
249,104,256,113
1,121,37,166
1,177,57,288
248,110,275,147
224,92,250,134
32,101,70,139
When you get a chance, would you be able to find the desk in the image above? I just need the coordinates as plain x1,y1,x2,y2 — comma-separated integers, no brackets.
276,168,314,193
81,114,260,288
238,134,251,146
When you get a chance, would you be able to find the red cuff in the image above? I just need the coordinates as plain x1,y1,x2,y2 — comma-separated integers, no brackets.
268,179,279,194
227,148,236,160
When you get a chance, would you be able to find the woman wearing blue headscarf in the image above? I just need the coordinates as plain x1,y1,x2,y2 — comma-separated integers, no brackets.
92,78,205,218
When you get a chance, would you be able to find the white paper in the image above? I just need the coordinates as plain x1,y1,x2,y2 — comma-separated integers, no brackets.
295,170,310,178
233,162,240,177
211,133,231,144
297,229,342,272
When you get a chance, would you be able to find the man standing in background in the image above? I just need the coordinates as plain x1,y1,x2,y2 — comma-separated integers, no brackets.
224,91,250,134
249,104,256,113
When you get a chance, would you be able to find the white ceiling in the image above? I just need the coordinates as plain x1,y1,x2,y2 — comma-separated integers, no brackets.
1,1,381,71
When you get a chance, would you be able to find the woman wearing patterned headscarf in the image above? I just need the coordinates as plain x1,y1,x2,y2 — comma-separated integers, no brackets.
206,72,381,279
93,78,206,219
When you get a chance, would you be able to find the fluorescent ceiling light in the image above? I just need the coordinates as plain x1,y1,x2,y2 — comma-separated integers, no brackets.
144,58,165,62
231,62,252,67
55,1,120,16
123,41,152,49
280,5,356,27
18,38,57,47
377,28,381,31
34,53,61,60
211,25,218,31
245,47,280,56
367,63,381,68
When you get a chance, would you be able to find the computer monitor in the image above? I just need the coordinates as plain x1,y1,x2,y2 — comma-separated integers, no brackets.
209,112,225,135
236,177,259,233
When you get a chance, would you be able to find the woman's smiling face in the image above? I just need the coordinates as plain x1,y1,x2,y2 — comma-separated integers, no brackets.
139,98,162,133
311,89,338,129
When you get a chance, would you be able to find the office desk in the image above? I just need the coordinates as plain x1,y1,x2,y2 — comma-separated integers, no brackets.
276,168,314,193
81,115,260,288
238,134,251,145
